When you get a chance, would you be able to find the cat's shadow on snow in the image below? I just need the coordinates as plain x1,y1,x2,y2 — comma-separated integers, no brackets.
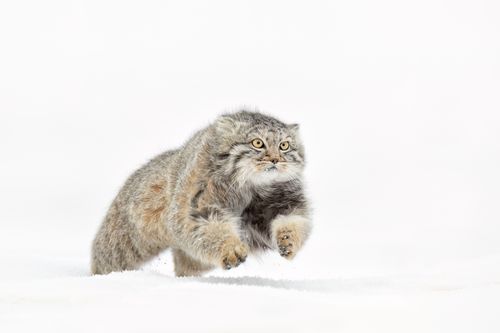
182,275,334,292
173,275,391,293
175,274,401,293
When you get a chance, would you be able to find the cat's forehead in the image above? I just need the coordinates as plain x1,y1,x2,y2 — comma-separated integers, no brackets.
246,125,290,140
216,111,299,142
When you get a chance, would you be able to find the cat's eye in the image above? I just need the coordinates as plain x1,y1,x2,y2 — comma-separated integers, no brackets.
279,141,290,151
251,139,264,149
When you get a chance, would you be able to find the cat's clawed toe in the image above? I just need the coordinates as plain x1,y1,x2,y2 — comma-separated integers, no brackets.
220,241,248,270
271,214,311,261
276,229,300,259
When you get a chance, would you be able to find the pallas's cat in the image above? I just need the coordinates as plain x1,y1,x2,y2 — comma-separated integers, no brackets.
91,111,311,276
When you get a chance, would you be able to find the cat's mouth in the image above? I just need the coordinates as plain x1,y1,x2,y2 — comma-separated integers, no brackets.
249,162,298,185
255,161,280,172
265,165,278,172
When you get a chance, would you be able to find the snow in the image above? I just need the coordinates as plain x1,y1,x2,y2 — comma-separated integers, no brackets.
1,0,500,332
1,241,499,333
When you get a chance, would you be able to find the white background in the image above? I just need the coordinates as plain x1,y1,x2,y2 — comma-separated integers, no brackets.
1,1,499,332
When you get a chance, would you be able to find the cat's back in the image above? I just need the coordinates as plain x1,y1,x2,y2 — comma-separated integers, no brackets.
115,125,212,206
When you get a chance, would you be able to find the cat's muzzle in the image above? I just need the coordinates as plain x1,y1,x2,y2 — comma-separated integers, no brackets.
265,165,278,172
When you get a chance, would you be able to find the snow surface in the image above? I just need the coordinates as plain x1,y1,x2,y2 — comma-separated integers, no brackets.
1,0,500,332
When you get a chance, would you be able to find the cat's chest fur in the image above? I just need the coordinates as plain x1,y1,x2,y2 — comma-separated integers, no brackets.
238,181,305,246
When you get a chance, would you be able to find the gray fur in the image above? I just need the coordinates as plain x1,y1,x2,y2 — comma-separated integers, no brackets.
91,110,311,276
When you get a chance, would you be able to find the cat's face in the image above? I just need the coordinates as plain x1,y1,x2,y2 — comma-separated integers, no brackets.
215,112,305,186
240,126,304,185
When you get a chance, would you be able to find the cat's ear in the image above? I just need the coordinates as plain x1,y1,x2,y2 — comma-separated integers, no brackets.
287,123,300,133
215,115,243,135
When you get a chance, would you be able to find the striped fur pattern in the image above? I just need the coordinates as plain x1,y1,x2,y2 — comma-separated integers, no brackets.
91,110,311,276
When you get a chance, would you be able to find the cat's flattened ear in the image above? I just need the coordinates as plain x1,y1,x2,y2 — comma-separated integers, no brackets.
287,123,300,133
215,115,243,135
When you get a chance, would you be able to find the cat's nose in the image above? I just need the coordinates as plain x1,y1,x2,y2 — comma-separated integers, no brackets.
271,158,278,164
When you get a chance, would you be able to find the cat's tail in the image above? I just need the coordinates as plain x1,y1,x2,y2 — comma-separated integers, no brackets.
90,210,142,275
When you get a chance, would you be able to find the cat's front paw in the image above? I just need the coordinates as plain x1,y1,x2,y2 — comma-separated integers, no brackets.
276,228,301,259
220,239,248,270
272,214,311,260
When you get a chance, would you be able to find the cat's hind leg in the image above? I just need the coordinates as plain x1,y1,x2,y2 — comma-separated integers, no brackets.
91,206,168,275
91,216,144,274
172,249,214,277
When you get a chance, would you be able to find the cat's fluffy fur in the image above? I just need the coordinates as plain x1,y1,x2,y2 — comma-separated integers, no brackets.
91,110,311,276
